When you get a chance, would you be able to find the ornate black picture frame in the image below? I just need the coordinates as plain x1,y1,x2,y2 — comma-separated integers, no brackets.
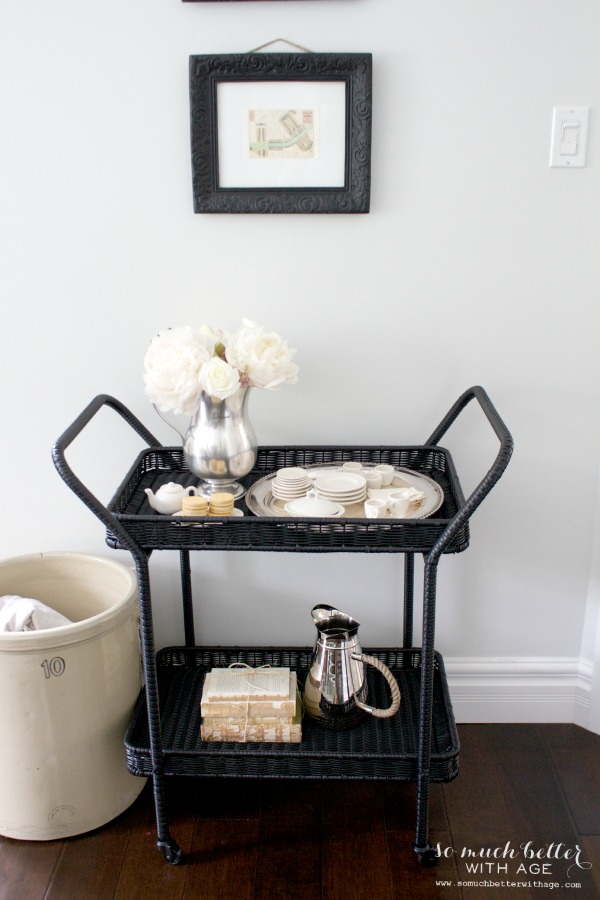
189,53,372,213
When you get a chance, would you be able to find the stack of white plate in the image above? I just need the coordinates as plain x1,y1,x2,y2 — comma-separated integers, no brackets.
271,467,312,500
313,471,367,505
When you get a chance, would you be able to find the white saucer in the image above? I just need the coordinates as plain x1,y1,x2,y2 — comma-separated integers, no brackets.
209,508,244,517
313,472,366,495
271,479,311,499
272,490,310,500
317,487,366,498
276,467,310,484
315,487,367,504
320,491,367,506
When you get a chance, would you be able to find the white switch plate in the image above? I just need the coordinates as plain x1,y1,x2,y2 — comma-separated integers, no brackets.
550,107,589,167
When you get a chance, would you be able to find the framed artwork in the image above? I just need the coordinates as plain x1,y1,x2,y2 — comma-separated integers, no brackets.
189,53,372,213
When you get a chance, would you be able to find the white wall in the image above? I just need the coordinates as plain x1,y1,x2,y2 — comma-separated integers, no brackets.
2,0,599,722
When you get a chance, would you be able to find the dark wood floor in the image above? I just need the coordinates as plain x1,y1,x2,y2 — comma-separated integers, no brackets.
1,724,599,900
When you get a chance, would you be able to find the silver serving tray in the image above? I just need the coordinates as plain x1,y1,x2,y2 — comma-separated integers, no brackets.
245,464,444,519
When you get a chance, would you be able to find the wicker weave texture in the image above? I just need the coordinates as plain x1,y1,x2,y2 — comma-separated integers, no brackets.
125,646,459,782
107,446,469,554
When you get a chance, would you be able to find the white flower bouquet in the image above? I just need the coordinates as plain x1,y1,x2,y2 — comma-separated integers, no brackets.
144,319,299,416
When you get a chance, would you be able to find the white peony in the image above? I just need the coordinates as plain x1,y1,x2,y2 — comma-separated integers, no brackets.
198,324,224,356
143,326,210,415
226,319,299,389
198,356,241,400
143,320,298,416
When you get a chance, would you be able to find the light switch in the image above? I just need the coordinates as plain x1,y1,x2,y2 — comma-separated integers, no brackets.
560,121,579,155
550,107,589,167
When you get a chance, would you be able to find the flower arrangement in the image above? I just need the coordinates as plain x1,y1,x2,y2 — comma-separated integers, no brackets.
144,319,299,416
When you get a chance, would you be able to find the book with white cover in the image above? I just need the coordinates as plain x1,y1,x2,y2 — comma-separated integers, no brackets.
200,671,297,719
202,667,290,701
201,694,302,743
201,713,296,726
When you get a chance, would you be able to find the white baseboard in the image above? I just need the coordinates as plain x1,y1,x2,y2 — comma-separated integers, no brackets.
443,657,593,724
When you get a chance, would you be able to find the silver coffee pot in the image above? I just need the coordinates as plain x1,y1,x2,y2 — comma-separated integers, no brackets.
303,604,401,730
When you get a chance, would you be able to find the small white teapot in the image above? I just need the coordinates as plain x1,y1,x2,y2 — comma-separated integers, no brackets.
144,482,202,515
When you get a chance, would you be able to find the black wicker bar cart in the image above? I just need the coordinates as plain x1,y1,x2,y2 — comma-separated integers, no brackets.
52,386,512,866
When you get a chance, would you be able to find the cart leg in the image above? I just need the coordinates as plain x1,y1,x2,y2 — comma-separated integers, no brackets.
135,556,184,865
413,773,437,866
154,771,183,863
403,553,414,649
180,549,195,646
413,555,439,867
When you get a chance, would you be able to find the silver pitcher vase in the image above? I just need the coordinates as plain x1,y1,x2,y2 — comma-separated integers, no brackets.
156,386,257,499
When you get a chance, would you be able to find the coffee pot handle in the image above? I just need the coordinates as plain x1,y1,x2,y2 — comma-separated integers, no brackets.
351,654,401,718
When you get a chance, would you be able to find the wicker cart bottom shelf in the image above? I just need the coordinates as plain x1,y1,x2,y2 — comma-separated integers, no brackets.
125,647,459,782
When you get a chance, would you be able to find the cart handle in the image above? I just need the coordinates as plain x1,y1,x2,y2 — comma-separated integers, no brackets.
426,385,514,563
52,394,161,559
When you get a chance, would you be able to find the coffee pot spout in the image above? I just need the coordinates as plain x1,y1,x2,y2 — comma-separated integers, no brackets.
311,604,360,636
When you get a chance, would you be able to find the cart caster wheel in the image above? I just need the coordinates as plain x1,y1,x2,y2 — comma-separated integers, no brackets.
157,839,183,865
413,844,438,867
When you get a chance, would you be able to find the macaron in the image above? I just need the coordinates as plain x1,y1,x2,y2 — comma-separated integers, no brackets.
209,492,235,516
181,495,209,516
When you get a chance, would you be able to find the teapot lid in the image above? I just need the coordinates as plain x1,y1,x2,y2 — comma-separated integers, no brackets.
158,482,185,494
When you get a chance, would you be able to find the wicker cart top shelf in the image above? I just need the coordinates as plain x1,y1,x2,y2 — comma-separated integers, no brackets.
53,386,512,558
104,443,468,554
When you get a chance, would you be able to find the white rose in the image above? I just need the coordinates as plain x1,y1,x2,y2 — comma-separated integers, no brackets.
226,319,299,390
143,326,209,416
198,356,241,400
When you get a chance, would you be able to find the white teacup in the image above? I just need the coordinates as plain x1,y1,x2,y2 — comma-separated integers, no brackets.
364,499,388,519
374,464,394,486
363,470,383,489
342,461,363,473
387,489,412,518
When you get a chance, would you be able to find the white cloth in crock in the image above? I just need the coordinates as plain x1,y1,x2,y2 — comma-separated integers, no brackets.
0,595,73,632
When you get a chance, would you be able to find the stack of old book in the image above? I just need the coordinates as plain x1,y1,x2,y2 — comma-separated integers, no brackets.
200,665,302,743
